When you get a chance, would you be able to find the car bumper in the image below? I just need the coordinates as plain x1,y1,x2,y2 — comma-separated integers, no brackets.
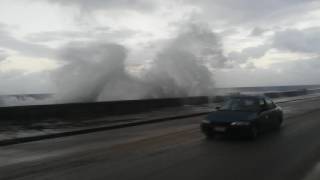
201,122,253,136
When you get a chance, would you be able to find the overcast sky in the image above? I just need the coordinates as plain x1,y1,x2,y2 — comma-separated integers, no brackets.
1,0,320,95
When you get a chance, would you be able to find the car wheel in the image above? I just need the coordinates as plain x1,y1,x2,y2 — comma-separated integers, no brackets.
249,126,259,139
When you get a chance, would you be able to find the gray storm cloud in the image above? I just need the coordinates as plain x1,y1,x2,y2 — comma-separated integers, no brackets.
45,0,155,11
0,49,8,62
0,25,54,58
189,0,318,24
228,44,271,65
227,27,320,66
53,24,225,103
273,28,320,54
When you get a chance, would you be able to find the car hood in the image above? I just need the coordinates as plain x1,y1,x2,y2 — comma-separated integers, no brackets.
206,110,258,123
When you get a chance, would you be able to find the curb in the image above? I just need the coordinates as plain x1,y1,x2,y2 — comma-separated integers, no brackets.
0,112,209,146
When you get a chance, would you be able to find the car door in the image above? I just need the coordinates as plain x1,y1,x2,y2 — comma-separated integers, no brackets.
257,99,270,131
265,98,278,128
258,98,275,130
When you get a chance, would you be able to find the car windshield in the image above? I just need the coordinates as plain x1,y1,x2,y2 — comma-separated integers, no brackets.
220,97,260,111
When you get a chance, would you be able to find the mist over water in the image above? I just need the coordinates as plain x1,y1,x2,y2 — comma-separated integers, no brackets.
53,43,129,102
51,24,224,103
1,24,226,106
144,24,227,98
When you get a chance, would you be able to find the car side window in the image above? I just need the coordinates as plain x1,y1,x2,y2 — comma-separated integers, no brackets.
265,98,276,109
259,99,265,107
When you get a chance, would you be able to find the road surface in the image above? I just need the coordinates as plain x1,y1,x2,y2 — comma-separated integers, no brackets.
1,97,320,180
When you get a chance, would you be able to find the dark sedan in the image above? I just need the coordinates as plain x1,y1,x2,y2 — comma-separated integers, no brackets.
201,95,283,139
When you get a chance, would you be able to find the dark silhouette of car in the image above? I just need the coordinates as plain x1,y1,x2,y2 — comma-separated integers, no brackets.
201,95,283,139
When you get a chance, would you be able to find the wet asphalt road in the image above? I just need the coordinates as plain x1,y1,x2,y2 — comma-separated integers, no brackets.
1,98,320,180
